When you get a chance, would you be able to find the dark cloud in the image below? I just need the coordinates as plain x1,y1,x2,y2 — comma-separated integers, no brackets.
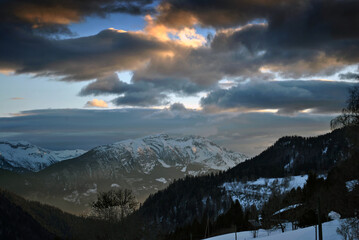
210,24,266,53
157,0,359,33
129,34,269,90
0,28,172,81
80,75,169,107
201,80,355,114
0,0,154,33
80,73,205,96
153,0,359,78
80,74,136,96
79,73,203,107
112,90,169,107
339,72,359,80
0,108,332,156
78,67,222,107
129,14,358,91
156,0,296,28
169,103,187,111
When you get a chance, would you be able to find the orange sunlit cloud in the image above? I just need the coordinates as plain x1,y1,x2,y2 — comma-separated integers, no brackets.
144,15,206,48
85,99,108,108
0,69,15,75
15,4,81,27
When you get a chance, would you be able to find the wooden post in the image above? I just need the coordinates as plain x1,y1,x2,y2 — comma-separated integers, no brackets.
235,225,237,240
318,198,323,240
204,216,210,238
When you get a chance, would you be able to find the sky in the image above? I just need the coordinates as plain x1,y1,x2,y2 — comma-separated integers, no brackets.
0,0,359,156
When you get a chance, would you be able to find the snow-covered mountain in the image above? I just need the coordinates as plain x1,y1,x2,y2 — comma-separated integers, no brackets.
0,134,247,214
0,140,86,172
91,134,247,175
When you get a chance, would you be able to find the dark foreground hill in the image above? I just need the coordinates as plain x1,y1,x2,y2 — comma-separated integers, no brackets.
0,189,141,240
0,190,56,240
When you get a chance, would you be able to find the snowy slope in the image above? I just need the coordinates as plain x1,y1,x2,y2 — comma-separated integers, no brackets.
0,140,86,172
91,134,248,175
204,220,342,240
222,175,309,209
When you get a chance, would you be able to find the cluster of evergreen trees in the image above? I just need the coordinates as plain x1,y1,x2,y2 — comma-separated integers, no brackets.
163,200,258,240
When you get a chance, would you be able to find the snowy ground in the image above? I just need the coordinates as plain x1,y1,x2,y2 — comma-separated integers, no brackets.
222,175,308,209
204,220,342,240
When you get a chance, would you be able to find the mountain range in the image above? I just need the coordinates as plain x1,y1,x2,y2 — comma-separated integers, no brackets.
0,134,247,214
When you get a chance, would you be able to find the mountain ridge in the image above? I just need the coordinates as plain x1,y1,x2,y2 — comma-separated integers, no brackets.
0,140,86,172
0,134,248,214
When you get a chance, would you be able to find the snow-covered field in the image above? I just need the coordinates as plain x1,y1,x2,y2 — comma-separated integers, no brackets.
204,220,342,240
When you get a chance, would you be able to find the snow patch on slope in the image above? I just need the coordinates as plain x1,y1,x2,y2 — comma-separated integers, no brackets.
273,204,302,215
155,178,167,184
222,175,308,209
346,179,359,192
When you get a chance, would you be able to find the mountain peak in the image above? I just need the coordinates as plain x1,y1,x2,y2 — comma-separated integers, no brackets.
91,134,248,175
0,139,86,172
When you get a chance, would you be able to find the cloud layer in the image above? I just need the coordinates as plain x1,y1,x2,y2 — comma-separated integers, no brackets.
0,108,333,156
201,80,354,114
1,0,154,34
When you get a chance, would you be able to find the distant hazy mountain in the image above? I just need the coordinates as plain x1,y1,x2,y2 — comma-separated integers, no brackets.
0,134,247,214
0,140,86,172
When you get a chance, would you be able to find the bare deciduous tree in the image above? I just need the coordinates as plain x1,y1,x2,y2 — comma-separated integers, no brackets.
331,86,359,129
91,189,138,222
337,218,359,240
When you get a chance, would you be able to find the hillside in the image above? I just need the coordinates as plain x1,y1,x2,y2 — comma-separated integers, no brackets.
0,189,138,240
226,128,354,180
136,128,359,236
0,190,56,240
